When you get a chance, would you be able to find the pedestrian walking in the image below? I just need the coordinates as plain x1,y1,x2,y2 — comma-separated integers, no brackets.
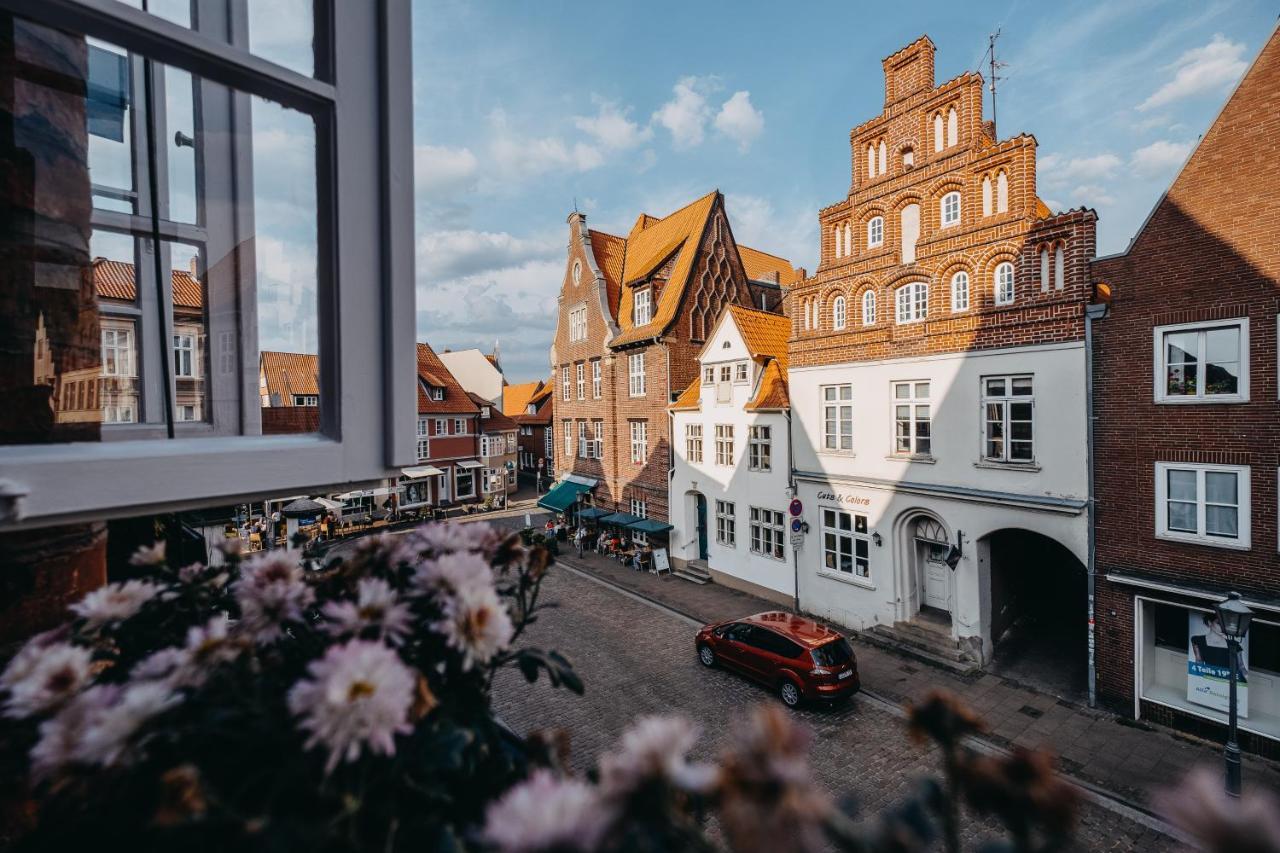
574,525,586,558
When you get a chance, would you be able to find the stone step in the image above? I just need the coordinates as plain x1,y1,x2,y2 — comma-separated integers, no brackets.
860,625,979,675
674,566,711,585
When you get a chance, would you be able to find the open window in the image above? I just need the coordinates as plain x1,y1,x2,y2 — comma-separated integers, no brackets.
0,0,416,527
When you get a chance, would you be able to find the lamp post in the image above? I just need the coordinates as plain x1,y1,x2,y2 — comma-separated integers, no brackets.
1215,591,1253,798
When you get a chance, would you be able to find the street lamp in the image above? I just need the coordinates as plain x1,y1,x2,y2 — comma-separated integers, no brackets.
1215,591,1253,798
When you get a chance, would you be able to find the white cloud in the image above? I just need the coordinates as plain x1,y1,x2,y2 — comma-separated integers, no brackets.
1138,34,1247,111
417,229,561,281
1130,139,1194,176
714,91,765,152
725,193,816,274
1072,184,1116,206
653,76,716,148
414,144,478,195
1038,152,1122,186
573,99,652,151
486,108,603,183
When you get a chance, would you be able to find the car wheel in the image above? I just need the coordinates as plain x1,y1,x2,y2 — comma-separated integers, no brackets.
779,680,801,708
698,644,716,667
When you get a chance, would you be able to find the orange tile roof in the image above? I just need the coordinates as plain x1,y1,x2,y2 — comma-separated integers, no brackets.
260,351,319,404
746,358,789,411
469,392,518,432
727,305,790,369
417,342,479,415
739,245,803,286
94,258,203,310
588,229,627,319
502,381,542,417
669,379,701,411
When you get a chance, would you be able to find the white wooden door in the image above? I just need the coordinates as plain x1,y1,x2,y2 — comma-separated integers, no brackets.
923,554,950,612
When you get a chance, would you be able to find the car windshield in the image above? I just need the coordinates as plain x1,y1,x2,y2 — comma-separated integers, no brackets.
810,638,853,667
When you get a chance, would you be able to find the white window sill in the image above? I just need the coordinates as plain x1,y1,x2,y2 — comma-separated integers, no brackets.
973,459,1041,472
1153,395,1248,405
1156,531,1251,551
819,450,856,458
817,570,875,591
887,454,935,464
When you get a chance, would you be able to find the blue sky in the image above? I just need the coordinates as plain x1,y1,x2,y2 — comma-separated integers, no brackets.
412,0,1276,383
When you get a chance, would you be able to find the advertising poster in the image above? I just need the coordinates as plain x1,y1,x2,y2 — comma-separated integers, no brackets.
1188,610,1248,717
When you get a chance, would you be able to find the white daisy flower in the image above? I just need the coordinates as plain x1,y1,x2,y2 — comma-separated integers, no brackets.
233,552,315,645
29,685,101,781
132,647,188,684
322,578,414,646
406,522,501,559
286,640,415,774
432,581,513,671
177,563,207,584
412,551,494,600
482,769,612,853
76,681,180,768
599,715,715,799
136,615,243,689
129,542,167,568
1,641,92,719
70,580,163,631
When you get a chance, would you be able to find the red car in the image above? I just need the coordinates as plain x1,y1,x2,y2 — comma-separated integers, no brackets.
695,611,859,708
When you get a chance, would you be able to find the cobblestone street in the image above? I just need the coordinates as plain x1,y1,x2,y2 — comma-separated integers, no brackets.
493,565,1182,852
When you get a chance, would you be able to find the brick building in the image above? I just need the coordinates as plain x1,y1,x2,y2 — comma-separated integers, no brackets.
398,342,482,511
508,380,553,486
787,36,1100,682
1091,28,1280,753
547,193,801,527
469,391,518,505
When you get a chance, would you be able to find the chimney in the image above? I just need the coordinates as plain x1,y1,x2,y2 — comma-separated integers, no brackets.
883,36,936,105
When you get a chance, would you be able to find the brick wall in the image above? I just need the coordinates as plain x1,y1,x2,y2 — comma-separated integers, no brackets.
1090,30,1280,722
261,405,319,434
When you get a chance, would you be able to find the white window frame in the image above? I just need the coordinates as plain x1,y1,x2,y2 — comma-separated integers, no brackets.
1,1,418,528
430,386,444,401
832,295,847,330
630,498,649,544
101,327,136,378
748,424,771,471
568,305,587,342
563,419,573,455
867,216,883,248
892,381,931,457
993,261,1015,306
749,507,786,560
685,423,703,463
950,271,969,312
715,499,736,547
629,420,647,464
981,375,1034,464
715,424,734,466
628,352,646,397
590,419,603,459
562,366,570,401
576,362,585,400
821,508,871,583
895,281,928,324
434,418,447,435
577,421,587,459
862,290,876,326
734,362,748,383
821,384,853,454
1152,319,1249,404
453,418,466,435
1154,462,1250,550
173,333,196,378
633,288,652,326
940,191,961,227
591,359,601,399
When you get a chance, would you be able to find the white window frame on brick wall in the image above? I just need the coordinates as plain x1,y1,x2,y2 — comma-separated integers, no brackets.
592,360,602,399
993,262,1015,306
630,498,649,544
686,423,703,463
577,421,588,458
629,420,647,464
1155,462,1250,550
628,353,646,397
453,418,466,435
821,384,853,453
895,282,928,324
950,271,969,312
591,419,604,459
562,367,570,401
434,418,447,435
822,508,871,582
748,424,771,471
569,305,587,342
862,290,876,326
715,424,734,466
981,375,1034,463
832,295,847,330
940,191,961,227
633,288,652,325
576,362,585,400
563,419,572,456
749,507,786,560
1152,318,1249,404
716,499,736,547
867,216,883,248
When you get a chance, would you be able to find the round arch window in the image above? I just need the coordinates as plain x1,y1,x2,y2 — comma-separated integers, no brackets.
572,260,582,285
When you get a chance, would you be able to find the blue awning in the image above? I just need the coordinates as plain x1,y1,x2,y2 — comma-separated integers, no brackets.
599,512,642,526
537,480,591,513
629,518,673,534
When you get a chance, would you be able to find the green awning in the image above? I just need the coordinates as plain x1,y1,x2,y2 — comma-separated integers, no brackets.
537,480,591,513
578,507,611,521
600,512,642,526
629,518,673,534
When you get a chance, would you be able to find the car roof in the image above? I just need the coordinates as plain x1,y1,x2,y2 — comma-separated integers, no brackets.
740,611,844,648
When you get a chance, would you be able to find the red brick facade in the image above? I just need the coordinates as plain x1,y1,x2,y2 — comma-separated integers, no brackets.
1090,30,1280,754
789,36,1097,368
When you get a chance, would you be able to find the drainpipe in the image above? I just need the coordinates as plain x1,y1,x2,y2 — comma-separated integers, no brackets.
1084,300,1108,709
787,407,800,615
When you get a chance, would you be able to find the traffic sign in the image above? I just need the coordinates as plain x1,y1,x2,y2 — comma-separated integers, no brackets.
791,518,804,533
789,498,803,517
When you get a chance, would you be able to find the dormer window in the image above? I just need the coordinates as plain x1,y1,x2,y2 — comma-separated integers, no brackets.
526,404,535,414
430,386,444,401
481,406,490,418
634,288,652,325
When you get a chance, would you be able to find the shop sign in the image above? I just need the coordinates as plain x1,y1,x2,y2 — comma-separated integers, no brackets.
815,491,871,507
1188,611,1249,716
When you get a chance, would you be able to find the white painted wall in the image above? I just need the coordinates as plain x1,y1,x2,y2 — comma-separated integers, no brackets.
438,349,504,405
670,315,794,600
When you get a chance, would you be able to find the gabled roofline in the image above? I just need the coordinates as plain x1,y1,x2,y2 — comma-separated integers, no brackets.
1095,20,1280,263
572,212,622,344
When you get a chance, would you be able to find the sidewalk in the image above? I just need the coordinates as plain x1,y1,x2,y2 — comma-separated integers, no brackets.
554,547,1280,808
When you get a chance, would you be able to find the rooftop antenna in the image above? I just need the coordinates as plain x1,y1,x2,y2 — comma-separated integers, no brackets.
987,29,1007,136
572,197,580,214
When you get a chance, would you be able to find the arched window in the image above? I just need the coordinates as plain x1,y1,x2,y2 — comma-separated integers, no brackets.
867,216,884,248
844,223,852,258
1039,246,1050,291
801,299,810,331
950,271,969,312
940,191,961,227
981,176,993,216
933,114,943,152
900,203,920,263
862,290,876,325
832,295,847,330
895,281,928,324
1054,245,1065,290
833,225,842,259
994,261,1015,305
878,140,887,175
572,260,582,285
946,107,958,147
996,171,1009,213
811,299,819,329
867,145,876,178
902,146,914,169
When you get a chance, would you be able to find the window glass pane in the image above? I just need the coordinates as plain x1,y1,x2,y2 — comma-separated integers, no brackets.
985,378,1005,396
1167,501,1197,533
1167,469,1197,502
1205,505,1238,537
1205,471,1237,504
1153,604,1190,650
1165,331,1198,395
165,65,198,224
1204,328,1240,395
1011,377,1033,395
